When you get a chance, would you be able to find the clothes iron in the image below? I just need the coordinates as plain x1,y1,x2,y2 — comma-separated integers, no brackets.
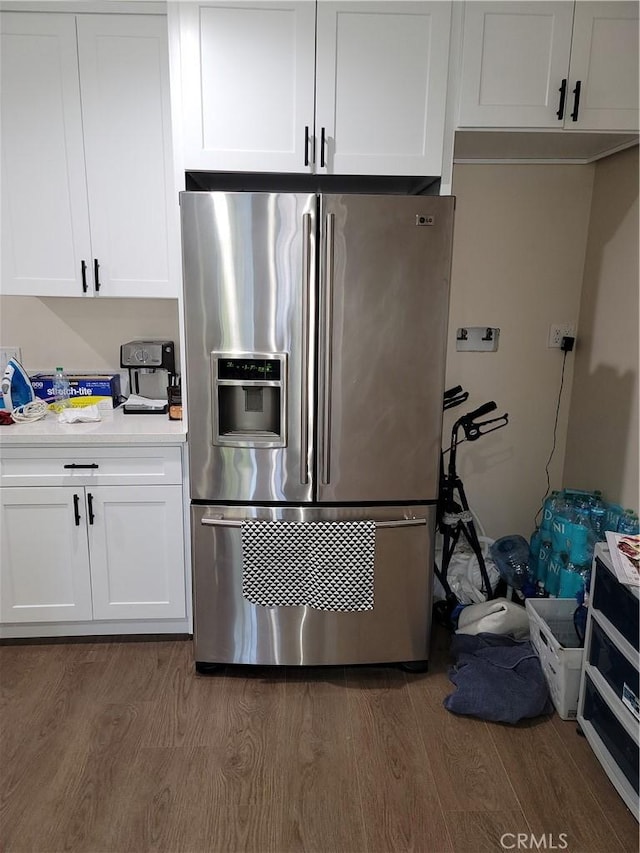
1,358,37,412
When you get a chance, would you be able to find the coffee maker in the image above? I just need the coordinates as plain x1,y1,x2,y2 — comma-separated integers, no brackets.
120,340,176,414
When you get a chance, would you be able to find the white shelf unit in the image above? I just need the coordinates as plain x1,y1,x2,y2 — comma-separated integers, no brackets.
577,543,640,819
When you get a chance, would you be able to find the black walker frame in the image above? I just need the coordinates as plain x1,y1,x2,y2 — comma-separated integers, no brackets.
434,386,509,620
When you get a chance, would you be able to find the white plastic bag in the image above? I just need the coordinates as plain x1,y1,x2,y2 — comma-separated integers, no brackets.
434,534,501,604
57,405,101,423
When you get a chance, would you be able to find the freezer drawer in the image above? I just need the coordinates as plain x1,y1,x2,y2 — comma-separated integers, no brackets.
191,503,435,666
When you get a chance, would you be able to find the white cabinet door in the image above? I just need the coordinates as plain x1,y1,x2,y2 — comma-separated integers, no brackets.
0,13,92,297
76,15,177,297
0,488,93,623
315,1,451,176
567,2,639,131
87,485,186,621
458,2,574,128
1,12,177,299
179,1,316,172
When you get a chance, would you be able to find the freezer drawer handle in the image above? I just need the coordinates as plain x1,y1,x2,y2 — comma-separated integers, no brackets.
201,517,243,527
200,517,426,529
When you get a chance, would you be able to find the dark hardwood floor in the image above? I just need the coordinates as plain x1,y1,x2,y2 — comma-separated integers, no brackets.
1,627,637,853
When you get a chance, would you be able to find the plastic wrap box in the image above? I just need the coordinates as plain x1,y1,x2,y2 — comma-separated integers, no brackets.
526,598,585,720
30,373,121,410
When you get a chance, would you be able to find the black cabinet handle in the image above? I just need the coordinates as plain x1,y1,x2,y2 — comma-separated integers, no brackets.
556,78,567,120
81,260,88,293
304,125,310,166
94,258,101,292
63,463,99,469
570,80,581,122
73,493,81,526
320,127,326,168
87,493,95,526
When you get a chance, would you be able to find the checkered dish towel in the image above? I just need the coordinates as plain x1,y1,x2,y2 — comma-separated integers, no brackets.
241,519,375,611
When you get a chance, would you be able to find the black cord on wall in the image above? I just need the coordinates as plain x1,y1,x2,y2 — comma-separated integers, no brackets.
533,348,570,530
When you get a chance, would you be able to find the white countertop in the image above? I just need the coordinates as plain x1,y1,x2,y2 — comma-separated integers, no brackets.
0,406,187,446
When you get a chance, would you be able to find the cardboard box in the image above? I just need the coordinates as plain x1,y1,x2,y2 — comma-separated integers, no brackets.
30,373,121,410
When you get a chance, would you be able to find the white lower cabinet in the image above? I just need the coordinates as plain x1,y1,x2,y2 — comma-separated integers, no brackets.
87,485,185,621
0,487,93,623
0,446,187,632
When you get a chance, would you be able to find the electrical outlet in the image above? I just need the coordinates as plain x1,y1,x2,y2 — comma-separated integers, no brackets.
548,323,576,349
0,347,23,373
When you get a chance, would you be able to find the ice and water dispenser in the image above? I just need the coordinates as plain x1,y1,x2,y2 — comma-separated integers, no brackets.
212,353,287,447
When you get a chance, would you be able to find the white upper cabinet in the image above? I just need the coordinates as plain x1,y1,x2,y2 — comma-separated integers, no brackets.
178,1,316,172
568,2,639,131
458,1,639,132
315,2,451,175
76,15,175,297
458,2,574,128
175,1,452,175
1,12,177,298
1,14,92,297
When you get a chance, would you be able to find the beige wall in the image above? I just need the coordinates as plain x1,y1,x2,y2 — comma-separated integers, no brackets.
563,146,639,512
445,163,595,540
0,296,180,379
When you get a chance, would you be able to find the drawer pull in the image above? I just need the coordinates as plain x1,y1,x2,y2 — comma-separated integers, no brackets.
73,493,81,526
63,463,99,469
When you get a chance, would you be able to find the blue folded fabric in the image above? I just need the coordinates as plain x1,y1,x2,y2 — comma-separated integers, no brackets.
444,632,553,724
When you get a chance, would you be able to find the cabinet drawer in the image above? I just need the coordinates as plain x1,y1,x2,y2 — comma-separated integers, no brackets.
0,446,182,487
589,618,639,719
582,674,639,796
592,558,639,652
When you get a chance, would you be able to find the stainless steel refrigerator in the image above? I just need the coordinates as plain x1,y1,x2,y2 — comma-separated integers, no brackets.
181,191,454,669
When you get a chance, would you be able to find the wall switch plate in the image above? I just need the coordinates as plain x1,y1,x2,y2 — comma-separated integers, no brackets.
0,347,23,373
548,323,576,348
456,327,500,352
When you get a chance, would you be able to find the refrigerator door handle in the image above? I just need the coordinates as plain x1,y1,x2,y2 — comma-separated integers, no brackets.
300,211,312,485
200,517,426,528
321,211,335,485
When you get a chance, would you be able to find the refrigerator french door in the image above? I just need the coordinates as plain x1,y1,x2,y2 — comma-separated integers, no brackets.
181,192,454,667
